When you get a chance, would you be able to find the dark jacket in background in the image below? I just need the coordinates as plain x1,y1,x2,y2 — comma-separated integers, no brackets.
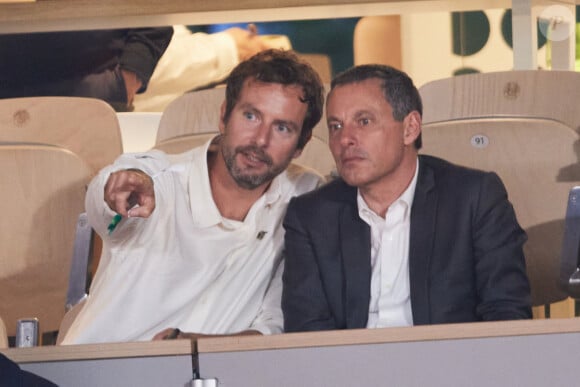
0,27,173,110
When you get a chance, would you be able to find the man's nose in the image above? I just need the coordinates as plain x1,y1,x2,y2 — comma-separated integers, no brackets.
253,124,271,147
339,123,357,147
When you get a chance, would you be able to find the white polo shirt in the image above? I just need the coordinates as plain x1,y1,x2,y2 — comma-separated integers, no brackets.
62,138,321,344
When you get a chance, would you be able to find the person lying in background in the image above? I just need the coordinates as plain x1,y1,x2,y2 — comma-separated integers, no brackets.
282,64,532,333
0,28,173,111
133,24,271,112
60,49,325,344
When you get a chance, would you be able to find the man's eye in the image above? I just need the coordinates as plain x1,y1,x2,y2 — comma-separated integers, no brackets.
244,112,256,120
276,124,290,133
359,118,370,126
328,123,342,131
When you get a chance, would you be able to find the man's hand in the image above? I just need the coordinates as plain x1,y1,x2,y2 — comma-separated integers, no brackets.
153,328,185,340
121,69,143,107
152,328,199,341
152,327,261,342
104,168,155,218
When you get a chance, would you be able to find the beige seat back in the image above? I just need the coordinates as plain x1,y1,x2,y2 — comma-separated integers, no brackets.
156,88,224,143
0,145,92,338
0,316,7,349
419,70,580,132
299,53,333,84
157,87,335,178
0,97,124,337
56,298,86,345
353,16,402,69
420,118,580,306
0,97,123,172
117,112,162,153
155,133,216,154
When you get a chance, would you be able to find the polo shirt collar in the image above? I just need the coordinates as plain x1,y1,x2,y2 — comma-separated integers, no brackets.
188,137,284,228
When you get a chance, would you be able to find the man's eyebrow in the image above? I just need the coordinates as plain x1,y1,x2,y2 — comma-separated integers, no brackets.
238,102,257,111
327,109,370,121
353,109,373,118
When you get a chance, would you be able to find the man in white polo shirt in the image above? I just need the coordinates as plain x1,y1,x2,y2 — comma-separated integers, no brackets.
61,49,324,344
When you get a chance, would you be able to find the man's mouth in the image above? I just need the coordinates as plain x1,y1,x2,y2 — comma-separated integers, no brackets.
238,147,271,168
341,150,366,165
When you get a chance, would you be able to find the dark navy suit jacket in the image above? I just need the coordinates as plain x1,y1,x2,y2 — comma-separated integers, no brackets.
282,155,532,332
0,353,57,386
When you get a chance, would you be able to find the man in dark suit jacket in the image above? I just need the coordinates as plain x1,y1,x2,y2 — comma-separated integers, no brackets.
282,64,532,332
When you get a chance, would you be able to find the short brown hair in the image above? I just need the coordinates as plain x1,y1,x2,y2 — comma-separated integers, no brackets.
224,49,324,150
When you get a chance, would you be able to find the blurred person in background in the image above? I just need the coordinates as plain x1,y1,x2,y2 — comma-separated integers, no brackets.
0,27,173,111
133,24,271,112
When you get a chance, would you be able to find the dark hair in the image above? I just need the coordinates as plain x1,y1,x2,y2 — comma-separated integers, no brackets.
223,49,324,150
331,64,423,149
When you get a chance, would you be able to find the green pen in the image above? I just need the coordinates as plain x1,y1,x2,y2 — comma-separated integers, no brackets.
107,213,123,235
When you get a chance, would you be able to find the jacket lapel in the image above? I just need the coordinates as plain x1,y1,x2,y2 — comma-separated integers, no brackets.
338,195,372,329
409,157,437,325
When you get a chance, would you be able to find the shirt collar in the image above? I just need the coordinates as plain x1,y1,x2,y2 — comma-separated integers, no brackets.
188,136,284,228
357,157,419,224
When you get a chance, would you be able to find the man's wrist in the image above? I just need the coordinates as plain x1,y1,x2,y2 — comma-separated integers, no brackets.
120,69,143,106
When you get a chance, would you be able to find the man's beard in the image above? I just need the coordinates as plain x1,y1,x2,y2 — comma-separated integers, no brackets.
222,143,288,190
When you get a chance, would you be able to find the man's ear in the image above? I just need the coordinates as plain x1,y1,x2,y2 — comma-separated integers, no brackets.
218,101,227,134
403,111,422,146
292,147,303,159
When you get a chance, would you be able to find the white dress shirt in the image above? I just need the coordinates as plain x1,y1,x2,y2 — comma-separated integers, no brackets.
359,160,419,328
62,137,321,344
